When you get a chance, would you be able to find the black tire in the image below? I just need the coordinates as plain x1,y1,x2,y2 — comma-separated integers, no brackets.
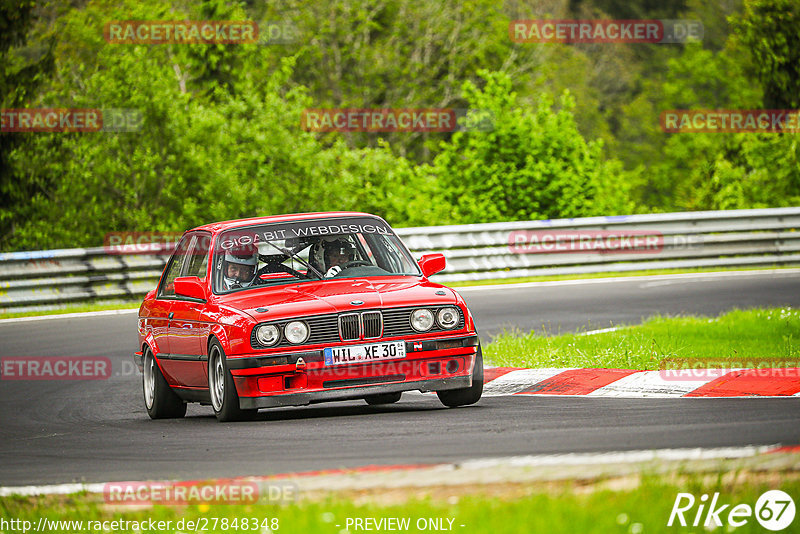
364,392,402,405
437,343,484,408
208,339,258,422
142,348,187,419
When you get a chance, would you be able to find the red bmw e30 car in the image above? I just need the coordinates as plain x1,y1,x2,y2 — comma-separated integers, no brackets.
134,212,483,421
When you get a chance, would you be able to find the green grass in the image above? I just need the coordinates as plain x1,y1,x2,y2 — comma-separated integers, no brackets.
1,474,797,533
484,307,800,370
447,265,797,287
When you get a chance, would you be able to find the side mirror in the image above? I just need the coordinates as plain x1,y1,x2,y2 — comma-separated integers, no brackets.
418,253,446,278
174,276,207,301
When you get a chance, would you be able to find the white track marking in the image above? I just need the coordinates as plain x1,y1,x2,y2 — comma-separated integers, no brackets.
0,481,106,497
576,326,622,336
455,445,782,470
482,368,573,396
586,370,707,398
0,308,138,324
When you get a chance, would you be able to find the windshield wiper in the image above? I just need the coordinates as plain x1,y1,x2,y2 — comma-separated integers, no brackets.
261,240,324,280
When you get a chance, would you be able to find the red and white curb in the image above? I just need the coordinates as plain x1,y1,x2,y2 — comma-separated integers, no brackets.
483,367,800,397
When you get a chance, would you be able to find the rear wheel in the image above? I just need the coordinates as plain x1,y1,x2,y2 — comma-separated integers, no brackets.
437,343,484,408
364,392,402,405
143,348,187,419
208,340,257,422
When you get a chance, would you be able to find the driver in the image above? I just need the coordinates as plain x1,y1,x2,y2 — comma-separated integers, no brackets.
323,239,356,278
222,243,258,289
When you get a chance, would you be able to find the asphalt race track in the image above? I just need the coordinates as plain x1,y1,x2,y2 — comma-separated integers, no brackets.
1,270,799,486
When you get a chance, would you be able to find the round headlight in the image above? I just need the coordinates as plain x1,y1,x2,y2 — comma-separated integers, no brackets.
410,309,434,332
255,324,280,346
437,307,459,329
284,321,309,344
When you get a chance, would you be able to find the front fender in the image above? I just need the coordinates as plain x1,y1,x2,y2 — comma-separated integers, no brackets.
208,323,232,354
452,292,476,332
204,303,258,356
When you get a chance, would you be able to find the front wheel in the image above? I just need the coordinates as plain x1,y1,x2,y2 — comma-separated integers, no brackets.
142,348,187,419
208,340,257,422
437,343,484,408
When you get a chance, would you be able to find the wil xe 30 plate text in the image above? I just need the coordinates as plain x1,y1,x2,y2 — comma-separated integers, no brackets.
324,341,406,366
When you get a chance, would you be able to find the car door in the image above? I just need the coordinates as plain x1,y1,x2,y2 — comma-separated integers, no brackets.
162,232,211,388
150,233,192,385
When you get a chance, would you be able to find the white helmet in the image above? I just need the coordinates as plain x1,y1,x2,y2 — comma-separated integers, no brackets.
223,244,258,289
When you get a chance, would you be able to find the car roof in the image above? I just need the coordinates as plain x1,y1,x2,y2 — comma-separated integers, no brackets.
188,211,383,235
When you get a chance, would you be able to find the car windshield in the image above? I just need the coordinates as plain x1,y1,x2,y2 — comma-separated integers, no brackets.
213,217,421,293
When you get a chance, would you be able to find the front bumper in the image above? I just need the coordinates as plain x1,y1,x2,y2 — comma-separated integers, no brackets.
239,375,471,409
232,333,478,409
227,334,479,370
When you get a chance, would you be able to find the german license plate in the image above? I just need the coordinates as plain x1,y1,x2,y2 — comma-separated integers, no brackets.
323,341,406,366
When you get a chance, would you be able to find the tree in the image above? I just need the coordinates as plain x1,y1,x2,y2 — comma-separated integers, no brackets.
252,0,549,162
412,70,637,225
0,0,55,247
680,131,799,210
1,0,416,250
734,0,800,109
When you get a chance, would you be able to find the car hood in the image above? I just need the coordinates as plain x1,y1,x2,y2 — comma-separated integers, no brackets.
217,277,458,322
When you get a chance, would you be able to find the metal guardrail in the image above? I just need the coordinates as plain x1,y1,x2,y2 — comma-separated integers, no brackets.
1,208,799,313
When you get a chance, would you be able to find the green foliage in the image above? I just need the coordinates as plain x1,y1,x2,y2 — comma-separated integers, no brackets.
0,0,34,53
2,0,414,250
258,0,543,161
622,40,762,210
733,0,800,109
1,0,799,251
617,21,800,212
647,37,800,211
692,132,800,210
0,0,55,248
413,71,636,224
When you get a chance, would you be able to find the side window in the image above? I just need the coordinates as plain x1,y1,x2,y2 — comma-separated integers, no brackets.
184,234,210,280
159,235,194,298
356,234,375,261
372,234,418,274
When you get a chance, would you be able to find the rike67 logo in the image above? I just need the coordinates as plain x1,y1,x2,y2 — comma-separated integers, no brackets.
668,490,795,531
